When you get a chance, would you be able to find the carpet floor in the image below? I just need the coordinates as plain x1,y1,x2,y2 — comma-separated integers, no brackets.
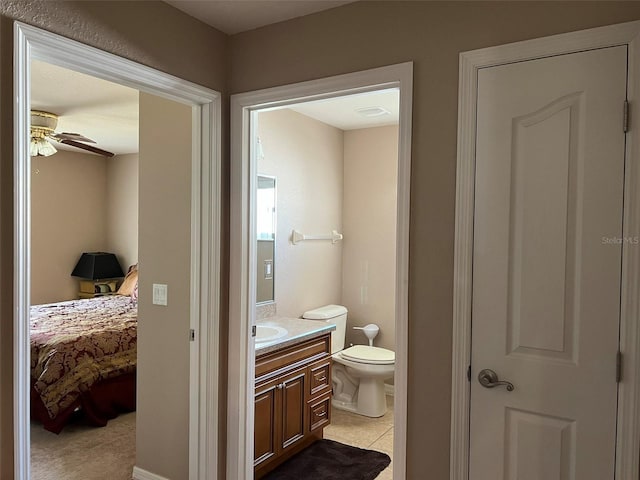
262,439,391,480
30,411,136,480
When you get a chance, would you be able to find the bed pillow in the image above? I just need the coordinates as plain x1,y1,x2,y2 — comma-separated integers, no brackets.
131,281,138,302
117,264,138,296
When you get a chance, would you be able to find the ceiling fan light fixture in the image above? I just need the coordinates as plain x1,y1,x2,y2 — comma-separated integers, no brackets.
31,127,50,139
30,110,58,131
30,110,58,156
30,137,57,157
28,109,114,157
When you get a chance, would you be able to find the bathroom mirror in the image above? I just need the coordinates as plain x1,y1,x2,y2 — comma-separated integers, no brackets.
256,175,276,304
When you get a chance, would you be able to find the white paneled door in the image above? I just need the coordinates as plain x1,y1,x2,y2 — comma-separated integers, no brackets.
470,46,627,480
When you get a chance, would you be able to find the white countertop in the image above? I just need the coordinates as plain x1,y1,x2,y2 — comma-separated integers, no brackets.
255,316,335,355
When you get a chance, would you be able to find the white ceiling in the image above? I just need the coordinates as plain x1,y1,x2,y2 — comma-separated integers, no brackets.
165,0,354,35
288,88,399,130
31,60,139,156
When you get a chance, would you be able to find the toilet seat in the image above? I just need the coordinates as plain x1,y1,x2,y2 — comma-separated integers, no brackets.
339,345,395,365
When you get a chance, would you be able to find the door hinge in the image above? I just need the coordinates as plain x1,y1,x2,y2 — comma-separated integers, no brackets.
467,365,471,382
616,351,623,383
189,329,195,342
252,325,257,337
624,100,630,133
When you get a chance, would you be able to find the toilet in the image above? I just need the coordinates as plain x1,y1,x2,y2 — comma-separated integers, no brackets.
302,304,395,418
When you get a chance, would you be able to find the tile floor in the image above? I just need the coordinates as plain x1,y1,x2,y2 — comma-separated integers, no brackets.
323,395,394,480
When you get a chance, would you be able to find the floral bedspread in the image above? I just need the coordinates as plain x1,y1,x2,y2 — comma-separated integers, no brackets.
30,295,137,420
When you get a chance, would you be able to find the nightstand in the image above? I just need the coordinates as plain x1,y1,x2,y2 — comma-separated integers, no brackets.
78,279,120,299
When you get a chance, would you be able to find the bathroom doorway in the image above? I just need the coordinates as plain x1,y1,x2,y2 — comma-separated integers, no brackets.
255,94,398,478
229,63,413,480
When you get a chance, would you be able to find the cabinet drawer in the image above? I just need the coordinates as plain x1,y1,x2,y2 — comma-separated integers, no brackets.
256,335,330,380
309,393,331,432
309,359,331,397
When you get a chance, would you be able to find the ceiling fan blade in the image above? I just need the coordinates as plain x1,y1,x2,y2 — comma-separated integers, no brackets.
51,132,96,143
60,139,115,158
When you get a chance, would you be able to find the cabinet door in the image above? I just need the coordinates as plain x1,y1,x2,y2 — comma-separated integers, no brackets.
280,369,307,452
254,384,278,467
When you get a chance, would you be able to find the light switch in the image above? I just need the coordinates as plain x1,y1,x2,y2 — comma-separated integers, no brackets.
152,283,168,306
264,260,273,279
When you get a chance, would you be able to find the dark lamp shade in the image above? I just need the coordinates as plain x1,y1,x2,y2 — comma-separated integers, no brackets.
71,252,124,280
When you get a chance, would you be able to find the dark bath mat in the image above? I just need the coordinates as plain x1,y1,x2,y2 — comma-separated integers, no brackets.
262,439,391,480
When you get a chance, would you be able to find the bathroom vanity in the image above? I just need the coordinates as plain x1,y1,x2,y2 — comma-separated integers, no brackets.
254,318,335,479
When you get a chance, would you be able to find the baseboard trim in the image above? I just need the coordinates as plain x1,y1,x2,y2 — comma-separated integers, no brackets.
132,466,170,480
385,383,395,396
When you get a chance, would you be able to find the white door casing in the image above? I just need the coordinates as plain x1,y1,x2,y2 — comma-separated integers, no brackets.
13,22,221,480
229,63,413,480
470,46,626,479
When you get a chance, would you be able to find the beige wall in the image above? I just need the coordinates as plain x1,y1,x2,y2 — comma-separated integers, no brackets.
137,92,192,480
30,150,139,305
257,113,398,352
0,1,228,478
229,3,640,478
257,116,399,352
257,109,344,317
30,150,108,304
256,239,274,303
107,153,139,271
342,126,398,352
4,2,640,479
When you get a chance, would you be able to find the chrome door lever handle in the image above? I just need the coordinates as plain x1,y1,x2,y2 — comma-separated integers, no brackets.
478,369,514,391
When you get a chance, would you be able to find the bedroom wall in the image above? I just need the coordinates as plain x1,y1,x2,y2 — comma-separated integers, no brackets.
257,108,344,318
228,3,640,478
342,126,398,353
106,153,139,271
137,92,192,480
30,150,138,305
30,150,108,305
0,2,228,478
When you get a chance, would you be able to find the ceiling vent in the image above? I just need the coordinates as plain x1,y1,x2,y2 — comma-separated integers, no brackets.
355,106,391,118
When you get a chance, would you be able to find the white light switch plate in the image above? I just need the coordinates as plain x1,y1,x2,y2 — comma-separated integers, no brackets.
152,283,168,306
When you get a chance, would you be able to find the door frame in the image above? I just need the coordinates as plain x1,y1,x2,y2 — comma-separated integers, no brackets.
229,62,413,480
13,22,222,480
451,20,640,480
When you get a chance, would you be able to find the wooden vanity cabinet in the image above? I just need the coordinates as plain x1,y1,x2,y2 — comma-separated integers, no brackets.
254,333,332,479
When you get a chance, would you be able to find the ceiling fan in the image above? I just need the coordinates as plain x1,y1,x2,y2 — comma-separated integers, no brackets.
30,110,115,158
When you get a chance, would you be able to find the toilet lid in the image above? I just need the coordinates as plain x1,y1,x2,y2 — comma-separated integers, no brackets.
340,345,395,365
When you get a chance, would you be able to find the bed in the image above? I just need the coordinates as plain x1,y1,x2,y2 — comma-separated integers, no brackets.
30,294,137,433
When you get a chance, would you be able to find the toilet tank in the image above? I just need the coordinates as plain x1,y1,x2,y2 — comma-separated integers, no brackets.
302,304,347,354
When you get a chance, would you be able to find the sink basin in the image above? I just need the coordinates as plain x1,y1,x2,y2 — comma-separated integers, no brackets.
255,325,288,343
